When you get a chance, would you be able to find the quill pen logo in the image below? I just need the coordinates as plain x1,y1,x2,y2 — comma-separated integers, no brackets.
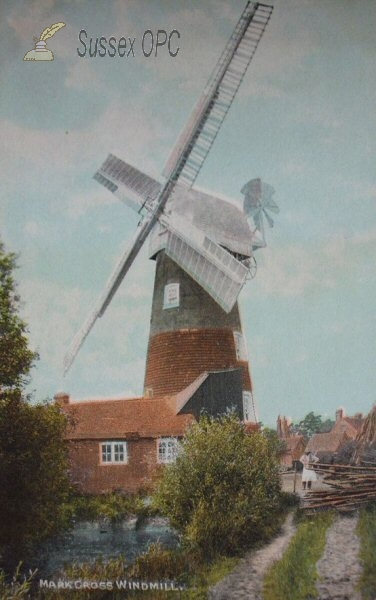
24,22,66,61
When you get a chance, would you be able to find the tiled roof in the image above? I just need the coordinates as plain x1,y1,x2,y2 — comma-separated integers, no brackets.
332,417,363,438
343,416,364,432
306,431,350,454
284,436,305,452
62,396,195,440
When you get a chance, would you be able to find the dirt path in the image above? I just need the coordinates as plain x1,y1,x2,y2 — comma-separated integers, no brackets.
209,473,364,599
208,513,296,600
208,510,363,600
316,513,362,600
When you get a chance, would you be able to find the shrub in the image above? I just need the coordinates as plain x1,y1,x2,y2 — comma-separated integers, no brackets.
63,491,157,524
0,242,70,572
130,542,192,581
0,395,71,570
153,414,283,559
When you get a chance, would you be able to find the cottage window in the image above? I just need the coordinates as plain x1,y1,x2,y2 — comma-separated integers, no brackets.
101,441,128,464
158,437,179,464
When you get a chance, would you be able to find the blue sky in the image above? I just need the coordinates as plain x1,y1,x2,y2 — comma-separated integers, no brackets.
1,0,375,427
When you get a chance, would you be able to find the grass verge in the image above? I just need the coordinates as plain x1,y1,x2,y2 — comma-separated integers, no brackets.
262,511,335,600
357,502,376,600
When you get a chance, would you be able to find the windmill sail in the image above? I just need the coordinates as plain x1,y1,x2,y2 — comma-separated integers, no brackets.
94,154,161,213
64,215,154,373
161,217,249,313
163,2,273,188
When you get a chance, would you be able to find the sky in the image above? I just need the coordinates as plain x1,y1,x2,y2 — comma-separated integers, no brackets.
1,0,375,427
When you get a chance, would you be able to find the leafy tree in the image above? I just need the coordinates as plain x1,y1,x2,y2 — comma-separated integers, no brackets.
0,240,70,571
263,427,288,456
0,392,70,568
319,418,335,433
292,412,335,438
0,241,37,390
154,414,283,560
294,412,325,438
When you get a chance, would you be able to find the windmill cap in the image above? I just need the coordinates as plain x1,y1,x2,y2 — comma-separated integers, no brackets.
150,185,253,258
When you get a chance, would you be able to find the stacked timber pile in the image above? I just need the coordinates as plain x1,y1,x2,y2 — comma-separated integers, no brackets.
351,404,376,464
303,463,376,512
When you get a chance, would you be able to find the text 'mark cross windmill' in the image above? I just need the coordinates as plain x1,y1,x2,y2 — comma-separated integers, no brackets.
64,2,277,422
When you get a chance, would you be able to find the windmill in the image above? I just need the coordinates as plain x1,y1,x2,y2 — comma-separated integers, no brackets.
64,2,277,423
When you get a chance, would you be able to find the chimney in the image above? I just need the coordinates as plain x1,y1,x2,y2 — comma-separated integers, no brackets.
54,392,70,406
277,415,282,438
335,407,345,422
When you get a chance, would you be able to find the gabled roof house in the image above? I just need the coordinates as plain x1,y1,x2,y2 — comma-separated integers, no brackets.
57,367,256,494
305,408,364,462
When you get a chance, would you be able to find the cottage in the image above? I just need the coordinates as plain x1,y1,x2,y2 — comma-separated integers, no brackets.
305,408,364,463
57,367,257,494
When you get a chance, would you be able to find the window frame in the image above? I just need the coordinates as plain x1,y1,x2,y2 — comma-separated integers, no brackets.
157,437,180,464
100,440,128,465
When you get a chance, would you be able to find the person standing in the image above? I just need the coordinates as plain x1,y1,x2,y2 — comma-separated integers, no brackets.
300,451,319,490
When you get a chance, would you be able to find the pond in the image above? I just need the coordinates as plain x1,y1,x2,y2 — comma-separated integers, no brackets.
38,518,179,577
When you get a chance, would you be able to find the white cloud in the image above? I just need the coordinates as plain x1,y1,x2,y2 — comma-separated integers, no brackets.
0,96,166,204
249,235,355,298
66,191,117,219
7,0,59,43
280,160,312,178
65,60,102,90
351,226,376,245
24,220,45,237
20,259,153,400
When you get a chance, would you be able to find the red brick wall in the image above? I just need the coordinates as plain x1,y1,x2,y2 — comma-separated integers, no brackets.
68,438,160,494
144,328,252,396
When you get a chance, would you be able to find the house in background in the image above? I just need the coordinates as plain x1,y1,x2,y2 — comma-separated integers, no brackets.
56,367,258,494
277,415,305,469
305,408,364,463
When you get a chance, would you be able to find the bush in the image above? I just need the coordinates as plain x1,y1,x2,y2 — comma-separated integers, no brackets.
63,491,158,526
130,542,192,581
0,241,70,572
0,394,71,570
153,414,284,559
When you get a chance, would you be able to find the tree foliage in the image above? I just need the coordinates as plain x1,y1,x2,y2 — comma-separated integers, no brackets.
293,412,334,438
0,242,37,390
0,392,70,567
0,240,70,571
153,414,284,559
